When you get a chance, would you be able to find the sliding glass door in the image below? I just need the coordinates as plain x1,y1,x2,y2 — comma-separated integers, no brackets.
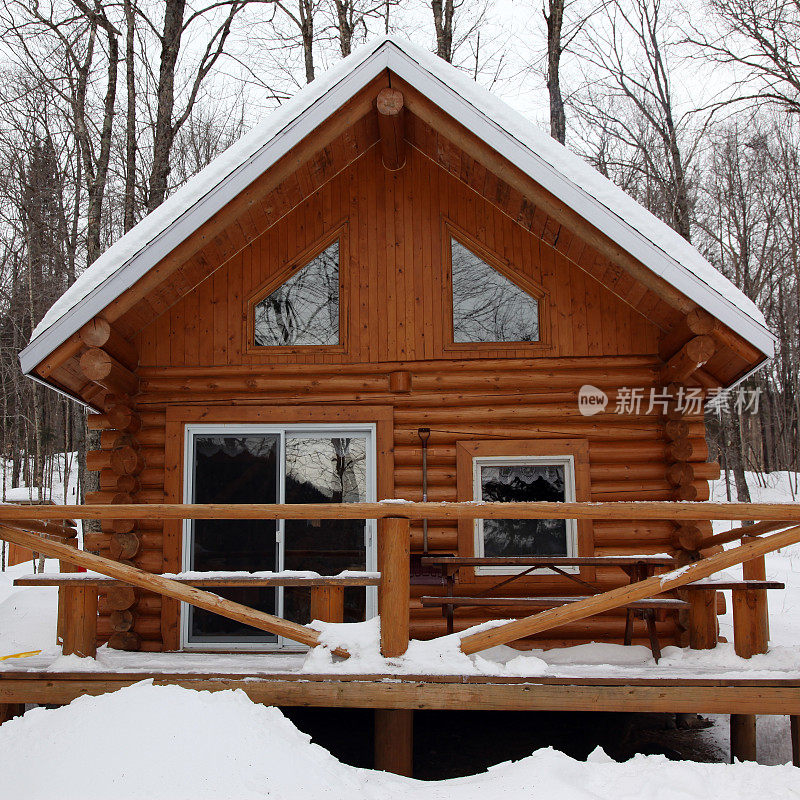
181,424,375,650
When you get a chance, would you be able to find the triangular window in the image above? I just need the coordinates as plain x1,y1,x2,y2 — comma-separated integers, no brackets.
451,237,540,343
253,241,339,346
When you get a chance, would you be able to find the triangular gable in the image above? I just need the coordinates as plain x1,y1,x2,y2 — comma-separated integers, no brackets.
20,36,774,384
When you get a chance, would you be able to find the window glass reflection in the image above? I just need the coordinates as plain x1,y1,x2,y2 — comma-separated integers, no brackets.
451,238,539,343
254,241,339,346
480,463,567,557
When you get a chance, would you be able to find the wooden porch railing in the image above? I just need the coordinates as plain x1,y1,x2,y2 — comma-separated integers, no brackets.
1,502,799,661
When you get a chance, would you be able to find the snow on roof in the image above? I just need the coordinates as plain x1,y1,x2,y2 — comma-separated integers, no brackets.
20,36,775,380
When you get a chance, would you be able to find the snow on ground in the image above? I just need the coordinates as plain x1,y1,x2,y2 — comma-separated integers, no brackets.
0,561,58,656
1,681,797,800
1,469,799,780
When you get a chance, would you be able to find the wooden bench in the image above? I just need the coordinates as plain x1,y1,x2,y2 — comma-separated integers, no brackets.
15,572,381,658
420,555,680,659
421,595,688,659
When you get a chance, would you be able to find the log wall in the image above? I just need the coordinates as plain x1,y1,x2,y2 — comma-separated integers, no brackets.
81,135,715,652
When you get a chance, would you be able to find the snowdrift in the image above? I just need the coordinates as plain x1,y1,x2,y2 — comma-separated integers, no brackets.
0,682,796,800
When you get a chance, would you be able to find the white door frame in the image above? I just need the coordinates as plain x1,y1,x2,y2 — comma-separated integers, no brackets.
180,422,377,651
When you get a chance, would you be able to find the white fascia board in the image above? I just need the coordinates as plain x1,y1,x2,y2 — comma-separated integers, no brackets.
18,45,392,377
382,44,776,360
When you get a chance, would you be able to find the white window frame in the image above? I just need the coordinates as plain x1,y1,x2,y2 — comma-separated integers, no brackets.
473,454,578,576
181,422,377,651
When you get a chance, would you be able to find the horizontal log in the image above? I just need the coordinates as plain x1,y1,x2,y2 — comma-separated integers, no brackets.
84,492,133,506
661,336,716,383
664,420,689,440
393,446,456,466
139,355,660,377
393,407,673,425
111,446,146,476
109,609,135,632
98,616,161,639
99,471,140,494
85,490,164,504
99,594,160,615
99,468,161,491
667,462,694,487
666,439,693,461
80,348,139,396
393,422,706,445
108,631,142,651
101,429,165,448
2,501,798,521
104,585,137,611
79,317,138,370
138,388,587,408
589,441,665,462
109,532,140,560
8,519,77,539
90,410,165,431
105,405,141,434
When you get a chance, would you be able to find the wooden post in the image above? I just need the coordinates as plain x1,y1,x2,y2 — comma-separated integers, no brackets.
378,516,410,657
730,582,769,764
742,543,769,641
791,715,799,768
688,588,717,650
310,585,344,623
732,587,769,658
376,88,406,170
730,714,757,763
374,709,413,776
62,584,98,658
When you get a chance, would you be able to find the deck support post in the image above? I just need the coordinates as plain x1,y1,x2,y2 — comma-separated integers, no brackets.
378,516,410,657
729,579,769,764
791,715,799,767
374,709,413,776
688,588,717,650
730,714,757,762
62,584,98,658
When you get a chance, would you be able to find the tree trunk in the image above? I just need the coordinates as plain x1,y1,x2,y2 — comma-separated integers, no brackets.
544,0,566,144
147,0,187,211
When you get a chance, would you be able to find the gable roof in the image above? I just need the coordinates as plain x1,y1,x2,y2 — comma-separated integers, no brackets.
19,35,775,379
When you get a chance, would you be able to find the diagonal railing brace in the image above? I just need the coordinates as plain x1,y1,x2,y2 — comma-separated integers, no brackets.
0,522,349,658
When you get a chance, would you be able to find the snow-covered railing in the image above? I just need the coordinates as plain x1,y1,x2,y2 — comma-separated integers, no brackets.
0,502,798,662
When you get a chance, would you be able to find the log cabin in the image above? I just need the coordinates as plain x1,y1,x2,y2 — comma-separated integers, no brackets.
18,37,775,657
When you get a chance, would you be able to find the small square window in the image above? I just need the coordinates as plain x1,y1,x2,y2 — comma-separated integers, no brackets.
451,237,540,343
474,456,577,573
253,240,339,346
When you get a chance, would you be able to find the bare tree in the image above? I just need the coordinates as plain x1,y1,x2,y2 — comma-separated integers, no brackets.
574,0,695,241
688,0,800,115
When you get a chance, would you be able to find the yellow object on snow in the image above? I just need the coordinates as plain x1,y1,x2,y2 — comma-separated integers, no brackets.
0,650,41,661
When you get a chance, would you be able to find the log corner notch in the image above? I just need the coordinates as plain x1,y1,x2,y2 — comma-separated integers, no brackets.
660,335,716,384
376,87,406,170
79,316,139,399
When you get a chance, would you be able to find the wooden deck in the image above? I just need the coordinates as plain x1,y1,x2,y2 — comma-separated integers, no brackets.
2,667,800,714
